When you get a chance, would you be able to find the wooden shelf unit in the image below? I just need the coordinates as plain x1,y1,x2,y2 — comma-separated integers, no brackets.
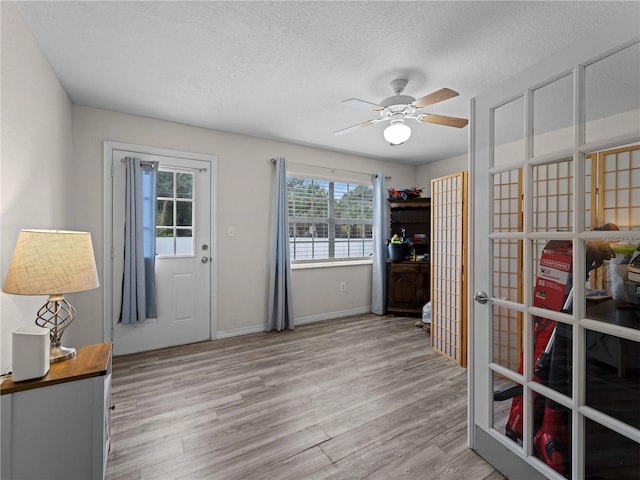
387,197,431,316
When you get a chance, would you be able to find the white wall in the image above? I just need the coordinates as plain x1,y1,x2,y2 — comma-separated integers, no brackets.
0,1,74,372
70,106,417,347
1,0,421,366
416,153,468,197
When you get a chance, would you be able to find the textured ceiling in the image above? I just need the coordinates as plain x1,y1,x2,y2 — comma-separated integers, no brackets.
14,1,640,165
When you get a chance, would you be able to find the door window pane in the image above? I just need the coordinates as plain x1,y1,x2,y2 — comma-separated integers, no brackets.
493,169,523,232
585,418,640,480
586,329,640,428
585,41,640,144
156,200,173,226
533,159,574,232
532,392,571,478
156,168,195,256
493,96,525,167
176,172,193,199
533,73,574,157
157,170,174,197
532,239,573,312
493,239,522,304
176,201,193,226
531,319,572,398
585,233,640,320
493,373,523,448
492,304,522,371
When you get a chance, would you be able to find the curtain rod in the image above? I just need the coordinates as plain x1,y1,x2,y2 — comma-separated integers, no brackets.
120,158,207,172
120,158,157,168
269,158,391,180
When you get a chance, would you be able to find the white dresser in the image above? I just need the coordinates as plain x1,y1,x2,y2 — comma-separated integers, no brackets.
1,343,112,480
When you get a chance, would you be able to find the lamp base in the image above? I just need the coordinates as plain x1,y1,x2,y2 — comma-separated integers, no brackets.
50,344,76,363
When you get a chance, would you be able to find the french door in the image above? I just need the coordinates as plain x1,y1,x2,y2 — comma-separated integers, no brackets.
470,33,640,480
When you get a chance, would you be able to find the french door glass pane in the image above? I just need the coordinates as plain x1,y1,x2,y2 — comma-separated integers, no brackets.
600,147,640,230
584,41,640,144
533,159,574,232
533,73,573,157
493,240,522,304
531,319,572,398
492,372,523,448
532,239,573,312
493,169,522,232
586,329,640,428
585,417,640,480
492,304,522,371
494,96,525,167
585,234,640,329
532,391,571,478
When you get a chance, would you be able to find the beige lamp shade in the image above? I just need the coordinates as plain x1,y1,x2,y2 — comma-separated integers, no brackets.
2,229,100,295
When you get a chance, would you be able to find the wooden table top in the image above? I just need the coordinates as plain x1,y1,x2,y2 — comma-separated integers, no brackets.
0,342,112,395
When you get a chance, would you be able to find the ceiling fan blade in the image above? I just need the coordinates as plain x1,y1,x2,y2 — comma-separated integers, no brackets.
412,88,459,109
341,98,384,110
420,113,469,128
333,119,380,136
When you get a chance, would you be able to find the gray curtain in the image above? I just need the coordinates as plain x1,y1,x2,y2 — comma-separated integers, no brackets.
371,173,388,315
120,157,158,324
267,158,294,331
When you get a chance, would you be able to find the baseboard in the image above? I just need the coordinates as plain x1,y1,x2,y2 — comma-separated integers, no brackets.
215,324,266,339
295,307,372,325
215,307,372,339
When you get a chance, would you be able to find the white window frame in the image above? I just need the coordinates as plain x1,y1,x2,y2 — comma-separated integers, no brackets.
287,175,374,264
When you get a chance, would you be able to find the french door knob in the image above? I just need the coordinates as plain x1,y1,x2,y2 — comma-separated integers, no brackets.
474,291,489,304
201,256,209,263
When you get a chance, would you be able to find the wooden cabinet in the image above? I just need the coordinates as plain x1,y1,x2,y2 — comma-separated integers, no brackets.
388,197,431,258
387,261,430,315
387,197,431,315
1,343,112,480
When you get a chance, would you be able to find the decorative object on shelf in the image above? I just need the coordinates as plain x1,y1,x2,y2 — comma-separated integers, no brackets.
387,187,423,199
2,230,100,363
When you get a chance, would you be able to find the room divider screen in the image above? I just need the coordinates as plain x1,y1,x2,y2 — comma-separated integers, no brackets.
430,171,468,367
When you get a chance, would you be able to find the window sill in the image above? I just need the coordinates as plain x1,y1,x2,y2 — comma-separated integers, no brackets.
292,258,373,270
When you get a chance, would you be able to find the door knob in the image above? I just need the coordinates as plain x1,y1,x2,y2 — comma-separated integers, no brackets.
201,256,209,263
474,291,489,304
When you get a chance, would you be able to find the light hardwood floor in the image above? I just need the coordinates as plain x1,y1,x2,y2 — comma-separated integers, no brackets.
106,314,505,480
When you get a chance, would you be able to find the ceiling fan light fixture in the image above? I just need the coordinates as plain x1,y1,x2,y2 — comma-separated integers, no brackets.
384,120,411,145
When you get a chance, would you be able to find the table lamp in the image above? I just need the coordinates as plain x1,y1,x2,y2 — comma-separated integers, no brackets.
2,229,100,363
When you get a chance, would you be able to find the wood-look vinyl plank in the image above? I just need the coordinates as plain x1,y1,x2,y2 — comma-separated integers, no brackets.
180,397,344,454
142,425,329,480
318,362,464,437
318,386,460,463
106,438,183,480
111,395,229,439
107,315,505,480
238,446,333,480
365,442,450,480
428,448,500,480
112,402,220,452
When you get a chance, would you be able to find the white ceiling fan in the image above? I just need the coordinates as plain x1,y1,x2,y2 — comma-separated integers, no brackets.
334,79,468,145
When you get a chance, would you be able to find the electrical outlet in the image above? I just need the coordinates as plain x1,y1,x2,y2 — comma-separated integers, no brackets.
340,281,347,292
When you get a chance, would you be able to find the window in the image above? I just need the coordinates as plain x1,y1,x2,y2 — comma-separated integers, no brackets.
156,168,195,256
287,176,373,261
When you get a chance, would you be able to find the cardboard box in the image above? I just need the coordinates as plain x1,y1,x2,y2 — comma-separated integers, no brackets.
534,240,573,312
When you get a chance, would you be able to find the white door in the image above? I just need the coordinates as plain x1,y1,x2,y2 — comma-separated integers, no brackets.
108,146,216,355
470,34,640,480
